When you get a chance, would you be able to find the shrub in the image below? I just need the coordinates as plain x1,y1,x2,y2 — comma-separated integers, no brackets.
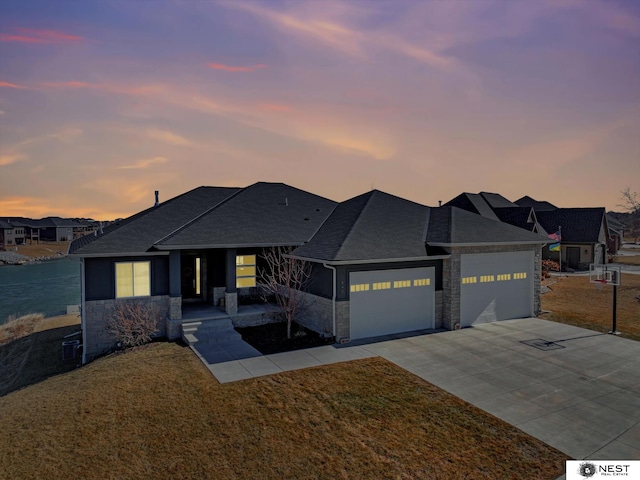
541,259,560,279
106,302,159,349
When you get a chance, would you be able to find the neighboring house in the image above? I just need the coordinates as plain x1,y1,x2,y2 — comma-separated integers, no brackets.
514,197,611,270
444,192,547,234
70,182,548,363
38,217,89,241
0,219,26,249
534,208,610,270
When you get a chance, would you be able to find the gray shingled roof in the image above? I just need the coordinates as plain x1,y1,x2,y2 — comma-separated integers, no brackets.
70,183,336,255
157,182,336,248
70,186,241,254
444,193,499,220
536,208,607,243
515,196,558,211
480,192,518,209
493,207,537,232
292,190,431,262
426,207,549,246
293,192,548,263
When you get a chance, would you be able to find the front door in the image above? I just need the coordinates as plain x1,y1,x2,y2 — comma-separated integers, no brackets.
566,247,580,270
181,255,202,299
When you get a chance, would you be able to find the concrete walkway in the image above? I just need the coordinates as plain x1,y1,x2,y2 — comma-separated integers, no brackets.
196,318,640,463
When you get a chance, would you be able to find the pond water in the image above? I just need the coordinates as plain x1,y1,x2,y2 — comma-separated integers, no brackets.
0,257,81,324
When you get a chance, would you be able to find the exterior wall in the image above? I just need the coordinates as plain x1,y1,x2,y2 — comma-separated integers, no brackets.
0,227,26,248
57,227,74,242
294,290,334,336
334,300,350,342
434,290,443,329
83,295,170,362
444,244,542,330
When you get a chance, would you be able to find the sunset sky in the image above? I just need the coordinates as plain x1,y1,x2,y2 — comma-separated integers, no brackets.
1,0,638,220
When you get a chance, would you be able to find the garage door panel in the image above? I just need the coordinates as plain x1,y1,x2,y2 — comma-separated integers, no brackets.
461,252,533,327
350,267,435,340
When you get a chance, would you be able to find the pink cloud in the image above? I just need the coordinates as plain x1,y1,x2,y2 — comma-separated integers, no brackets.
207,62,267,72
0,81,27,89
260,103,292,112
41,81,92,88
0,28,83,44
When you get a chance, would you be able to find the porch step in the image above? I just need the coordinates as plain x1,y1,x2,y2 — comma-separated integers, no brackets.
181,318,241,345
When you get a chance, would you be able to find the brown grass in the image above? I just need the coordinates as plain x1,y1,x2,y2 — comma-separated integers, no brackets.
611,255,640,266
12,240,71,259
0,314,81,396
0,313,45,345
0,344,568,479
33,314,80,332
541,274,640,341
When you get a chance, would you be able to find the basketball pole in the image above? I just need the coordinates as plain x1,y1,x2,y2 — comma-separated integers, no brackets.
610,284,619,335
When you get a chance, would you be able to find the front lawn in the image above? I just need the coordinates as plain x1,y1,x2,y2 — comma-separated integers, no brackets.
541,273,640,341
0,342,568,479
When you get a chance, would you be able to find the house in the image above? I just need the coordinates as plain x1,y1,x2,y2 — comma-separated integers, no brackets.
514,197,610,270
70,182,548,363
0,219,26,250
444,192,547,234
37,217,89,242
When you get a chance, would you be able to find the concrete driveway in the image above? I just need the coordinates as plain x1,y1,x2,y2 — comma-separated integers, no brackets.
203,317,640,462
363,318,640,461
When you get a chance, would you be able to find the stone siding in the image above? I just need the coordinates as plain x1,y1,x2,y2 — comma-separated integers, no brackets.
334,301,350,342
83,295,170,362
444,244,542,330
293,290,334,337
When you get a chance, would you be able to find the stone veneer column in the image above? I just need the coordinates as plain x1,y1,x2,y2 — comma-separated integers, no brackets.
166,296,182,340
441,250,461,330
225,292,238,315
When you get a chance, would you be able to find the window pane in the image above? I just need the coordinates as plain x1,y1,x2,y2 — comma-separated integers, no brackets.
116,263,133,298
237,277,256,288
133,262,151,296
236,266,256,277
236,255,256,266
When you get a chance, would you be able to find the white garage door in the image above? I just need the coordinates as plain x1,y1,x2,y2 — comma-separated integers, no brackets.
460,251,534,327
349,267,435,340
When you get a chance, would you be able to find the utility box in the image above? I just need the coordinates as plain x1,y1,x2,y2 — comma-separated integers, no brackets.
62,340,80,360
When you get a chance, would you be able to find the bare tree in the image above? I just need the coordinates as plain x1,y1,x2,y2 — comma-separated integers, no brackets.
618,187,640,241
259,246,312,339
619,187,640,214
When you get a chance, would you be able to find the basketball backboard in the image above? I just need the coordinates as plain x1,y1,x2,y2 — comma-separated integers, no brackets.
589,264,621,286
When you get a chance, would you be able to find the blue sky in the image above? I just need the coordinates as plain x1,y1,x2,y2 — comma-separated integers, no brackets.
1,0,638,219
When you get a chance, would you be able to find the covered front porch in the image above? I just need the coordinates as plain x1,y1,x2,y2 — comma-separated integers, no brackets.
165,247,272,339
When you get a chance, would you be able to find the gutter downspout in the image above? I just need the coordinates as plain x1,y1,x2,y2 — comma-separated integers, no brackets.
323,263,337,337
80,257,87,365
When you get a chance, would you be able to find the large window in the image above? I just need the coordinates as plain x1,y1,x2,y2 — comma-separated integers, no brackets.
116,261,151,298
236,255,256,288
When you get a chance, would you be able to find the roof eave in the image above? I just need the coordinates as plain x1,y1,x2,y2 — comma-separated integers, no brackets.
427,240,548,247
153,242,305,250
287,254,451,265
69,251,170,258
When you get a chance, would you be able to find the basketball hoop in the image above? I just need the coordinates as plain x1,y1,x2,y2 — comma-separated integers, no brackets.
589,263,622,335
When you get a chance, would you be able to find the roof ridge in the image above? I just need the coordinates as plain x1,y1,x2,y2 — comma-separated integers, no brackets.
333,191,377,259
153,187,243,245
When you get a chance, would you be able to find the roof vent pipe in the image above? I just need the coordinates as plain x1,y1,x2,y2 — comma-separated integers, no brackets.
438,200,442,207
154,191,159,207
